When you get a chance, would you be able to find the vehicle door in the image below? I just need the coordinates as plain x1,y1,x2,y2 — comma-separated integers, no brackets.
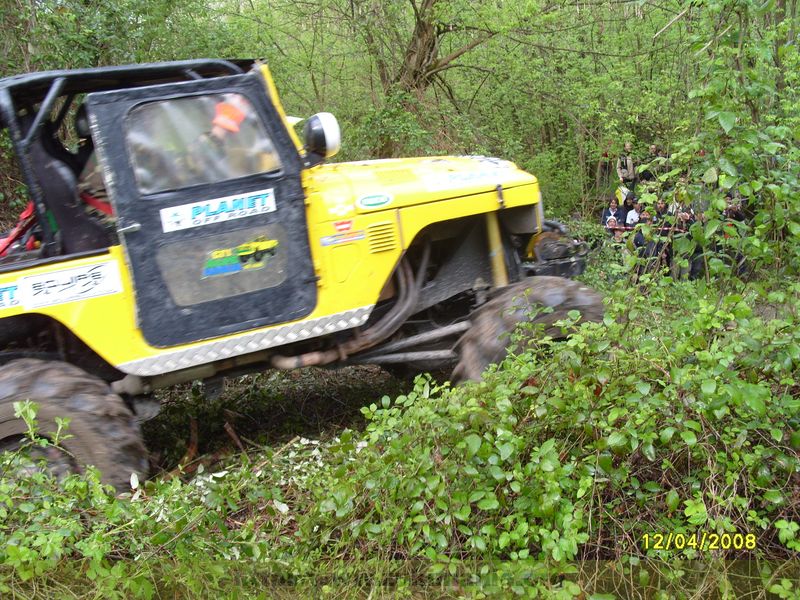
86,72,316,347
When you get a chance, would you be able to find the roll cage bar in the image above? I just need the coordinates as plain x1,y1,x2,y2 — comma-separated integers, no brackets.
0,59,254,255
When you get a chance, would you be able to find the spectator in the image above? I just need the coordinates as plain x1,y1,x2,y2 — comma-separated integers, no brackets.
652,197,670,227
722,192,747,276
633,211,668,278
640,144,662,182
668,177,690,215
600,197,623,227
670,198,694,230
625,199,642,226
620,190,636,223
596,141,614,191
723,193,745,225
616,142,636,191
606,216,626,243
668,187,696,279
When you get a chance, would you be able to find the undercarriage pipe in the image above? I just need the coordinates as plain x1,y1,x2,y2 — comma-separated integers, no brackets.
356,320,471,357
358,350,457,365
271,244,431,370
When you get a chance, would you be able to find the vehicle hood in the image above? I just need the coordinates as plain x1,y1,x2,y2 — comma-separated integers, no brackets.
304,155,537,221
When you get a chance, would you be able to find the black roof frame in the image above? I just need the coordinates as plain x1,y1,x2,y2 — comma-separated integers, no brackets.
0,59,253,255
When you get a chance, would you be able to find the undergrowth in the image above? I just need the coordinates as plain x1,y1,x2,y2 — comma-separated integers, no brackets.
1,274,800,597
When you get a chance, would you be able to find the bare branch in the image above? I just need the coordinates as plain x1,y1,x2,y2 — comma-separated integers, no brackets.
653,6,690,39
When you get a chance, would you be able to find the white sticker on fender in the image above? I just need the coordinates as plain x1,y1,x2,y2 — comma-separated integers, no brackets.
19,262,123,309
160,188,276,233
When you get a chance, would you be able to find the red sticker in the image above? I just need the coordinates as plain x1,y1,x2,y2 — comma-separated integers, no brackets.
334,220,353,232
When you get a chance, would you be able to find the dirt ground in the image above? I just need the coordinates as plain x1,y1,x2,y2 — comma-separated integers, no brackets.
142,365,411,475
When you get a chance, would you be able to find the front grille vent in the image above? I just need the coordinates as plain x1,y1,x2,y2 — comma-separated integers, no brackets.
367,222,397,253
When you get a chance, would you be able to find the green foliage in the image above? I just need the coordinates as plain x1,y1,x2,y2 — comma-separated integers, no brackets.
2,276,799,595
2,0,800,595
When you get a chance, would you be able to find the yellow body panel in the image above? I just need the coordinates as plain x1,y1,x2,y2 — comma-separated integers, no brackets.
0,70,541,377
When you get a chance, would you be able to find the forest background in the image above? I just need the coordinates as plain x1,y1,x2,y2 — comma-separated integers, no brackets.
0,0,795,224
1,0,800,598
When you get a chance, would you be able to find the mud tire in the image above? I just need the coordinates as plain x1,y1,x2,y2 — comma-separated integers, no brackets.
0,359,148,492
451,276,604,383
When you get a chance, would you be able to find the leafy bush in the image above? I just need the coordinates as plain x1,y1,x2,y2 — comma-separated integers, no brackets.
2,276,799,597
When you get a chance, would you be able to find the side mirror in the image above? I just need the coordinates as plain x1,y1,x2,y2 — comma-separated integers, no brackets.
303,112,340,165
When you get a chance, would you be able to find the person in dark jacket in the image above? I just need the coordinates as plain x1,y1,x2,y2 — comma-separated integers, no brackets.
601,197,624,228
652,197,670,227
722,193,747,276
620,191,636,224
633,212,668,277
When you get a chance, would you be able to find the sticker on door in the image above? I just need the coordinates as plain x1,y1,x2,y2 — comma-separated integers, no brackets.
161,189,276,233
202,236,279,278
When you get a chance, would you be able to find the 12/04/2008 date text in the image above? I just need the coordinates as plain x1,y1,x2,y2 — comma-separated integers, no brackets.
641,532,757,551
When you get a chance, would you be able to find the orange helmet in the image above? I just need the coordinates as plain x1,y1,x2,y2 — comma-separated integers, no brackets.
213,100,247,133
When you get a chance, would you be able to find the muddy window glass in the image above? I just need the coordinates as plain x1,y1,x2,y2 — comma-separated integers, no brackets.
126,93,281,195
155,224,288,306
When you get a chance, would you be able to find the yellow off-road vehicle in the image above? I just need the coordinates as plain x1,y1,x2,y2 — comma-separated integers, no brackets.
234,236,278,263
0,60,601,489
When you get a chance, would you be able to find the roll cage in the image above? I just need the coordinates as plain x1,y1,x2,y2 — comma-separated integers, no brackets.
0,59,256,257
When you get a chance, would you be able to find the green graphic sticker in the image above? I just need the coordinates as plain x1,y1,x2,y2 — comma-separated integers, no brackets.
202,236,278,277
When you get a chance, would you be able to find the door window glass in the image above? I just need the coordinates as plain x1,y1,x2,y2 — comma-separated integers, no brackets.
155,224,288,306
126,93,281,195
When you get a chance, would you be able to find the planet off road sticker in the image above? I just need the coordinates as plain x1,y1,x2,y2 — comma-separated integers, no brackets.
19,262,123,309
161,189,276,233
202,236,279,278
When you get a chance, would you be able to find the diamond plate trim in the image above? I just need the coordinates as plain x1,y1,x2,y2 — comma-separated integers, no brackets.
118,305,375,376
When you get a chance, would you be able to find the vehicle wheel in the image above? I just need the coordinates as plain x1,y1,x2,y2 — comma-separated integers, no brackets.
238,253,249,264
0,359,148,492
253,250,264,262
451,276,604,383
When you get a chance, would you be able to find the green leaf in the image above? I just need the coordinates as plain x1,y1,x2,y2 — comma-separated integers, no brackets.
684,420,701,432
608,432,627,448
477,494,499,511
469,491,485,503
704,219,720,238
472,535,487,551
718,112,736,133
660,427,676,444
598,454,614,474
718,157,738,176
746,395,767,417
608,407,624,425
702,167,718,184
636,382,651,395
770,429,783,443
497,442,514,462
763,490,784,503
454,504,471,521
680,431,697,447
464,434,482,458
641,442,656,462
666,490,680,511
498,532,511,549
